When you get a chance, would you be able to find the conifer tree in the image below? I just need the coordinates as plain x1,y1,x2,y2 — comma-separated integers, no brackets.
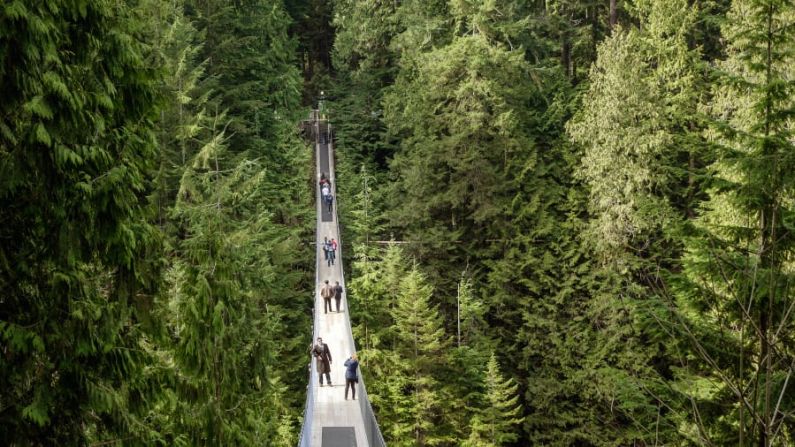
146,0,209,225
0,1,163,443
383,30,537,293
674,0,795,444
464,353,523,447
564,0,710,443
187,0,301,157
349,242,409,370
332,0,400,78
168,113,303,445
388,266,452,446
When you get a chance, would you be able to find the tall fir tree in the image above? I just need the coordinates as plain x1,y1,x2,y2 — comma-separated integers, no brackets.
463,353,523,447
674,0,795,444
565,0,711,443
388,265,452,446
0,0,163,443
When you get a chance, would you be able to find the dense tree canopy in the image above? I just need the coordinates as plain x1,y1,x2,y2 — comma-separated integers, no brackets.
2,0,794,445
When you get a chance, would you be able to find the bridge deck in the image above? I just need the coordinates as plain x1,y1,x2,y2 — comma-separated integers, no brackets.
309,127,369,446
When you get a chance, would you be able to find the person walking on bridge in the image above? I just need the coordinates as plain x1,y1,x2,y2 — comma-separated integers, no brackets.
319,174,331,190
325,193,334,213
344,354,359,400
333,281,344,312
321,280,334,314
313,337,332,386
324,239,335,267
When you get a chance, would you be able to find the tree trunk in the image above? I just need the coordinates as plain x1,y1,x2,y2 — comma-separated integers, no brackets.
609,0,617,30
758,307,768,447
561,31,572,79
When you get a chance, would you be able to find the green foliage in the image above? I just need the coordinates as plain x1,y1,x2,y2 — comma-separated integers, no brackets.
568,0,705,261
349,244,454,446
0,0,163,443
1,0,311,444
284,0,335,104
673,0,795,444
332,0,793,445
165,115,301,445
8,0,795,444
190,0,302,156
464,353,523,447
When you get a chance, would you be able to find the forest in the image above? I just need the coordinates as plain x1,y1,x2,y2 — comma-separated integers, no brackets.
1,0,794,446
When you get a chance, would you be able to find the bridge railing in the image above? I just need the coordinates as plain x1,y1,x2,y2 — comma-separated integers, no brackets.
328,122,387,447
297,113,322,447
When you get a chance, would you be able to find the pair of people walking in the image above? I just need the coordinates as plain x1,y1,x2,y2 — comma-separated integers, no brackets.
311,338,359,400
319,173,331,190
323,237,337,267
320,280,344,314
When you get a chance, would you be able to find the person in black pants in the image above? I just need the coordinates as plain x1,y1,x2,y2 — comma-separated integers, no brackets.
325,240,335,267
344,354,359,400
313,338,333,386
334,281,344,312
321,280,333,314
325,193,334,213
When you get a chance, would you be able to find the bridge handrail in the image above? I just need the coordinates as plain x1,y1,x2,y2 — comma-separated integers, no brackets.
329,122,387,447
297,115,322,447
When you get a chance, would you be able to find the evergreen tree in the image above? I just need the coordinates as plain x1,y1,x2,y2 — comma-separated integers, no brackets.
188,0,301,157
146,0,209,226
563,0,710,443
464,353,523,447
167,113,303,445
674,0,795,444
383,30,538,294
284,0,335,104
0,0,163,443
388,265,452,446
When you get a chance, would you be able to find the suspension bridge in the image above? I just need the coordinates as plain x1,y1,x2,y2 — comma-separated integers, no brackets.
297,112,386,447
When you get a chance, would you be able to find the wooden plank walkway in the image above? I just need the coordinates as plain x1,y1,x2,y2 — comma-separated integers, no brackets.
309,128,369,446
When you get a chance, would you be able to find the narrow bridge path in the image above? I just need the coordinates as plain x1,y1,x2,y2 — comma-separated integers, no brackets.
299,115,385,447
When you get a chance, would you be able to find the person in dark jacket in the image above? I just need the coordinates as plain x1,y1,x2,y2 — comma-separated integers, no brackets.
325,193,334,213
333,281,344,312
344,354,359,400
324,240,334,267
312,337,332,386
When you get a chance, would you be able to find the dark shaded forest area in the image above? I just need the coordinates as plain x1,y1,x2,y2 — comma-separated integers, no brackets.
1,0,794,446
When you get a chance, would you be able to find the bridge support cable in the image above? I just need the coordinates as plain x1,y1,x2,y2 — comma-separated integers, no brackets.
297,111,386,447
